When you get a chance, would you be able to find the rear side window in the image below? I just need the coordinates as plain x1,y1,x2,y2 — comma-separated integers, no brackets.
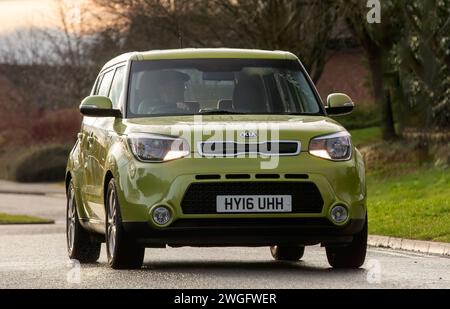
109,66,126,108
97,70,114,97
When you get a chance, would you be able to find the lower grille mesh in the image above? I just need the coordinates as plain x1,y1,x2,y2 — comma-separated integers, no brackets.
181,182,323,214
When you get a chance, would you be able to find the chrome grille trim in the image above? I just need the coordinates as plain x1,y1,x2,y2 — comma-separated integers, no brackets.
197,140,301,157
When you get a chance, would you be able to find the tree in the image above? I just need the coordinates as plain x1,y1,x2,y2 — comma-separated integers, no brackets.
211,0,338,82
93,0,338,82
0,1,98,108
342,0,402,140
92,0,221,50
396,0,450,129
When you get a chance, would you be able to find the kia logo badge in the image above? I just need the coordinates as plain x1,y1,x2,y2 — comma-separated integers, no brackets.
240,131,257,138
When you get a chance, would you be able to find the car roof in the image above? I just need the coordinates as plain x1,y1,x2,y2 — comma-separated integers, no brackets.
101,48,298,72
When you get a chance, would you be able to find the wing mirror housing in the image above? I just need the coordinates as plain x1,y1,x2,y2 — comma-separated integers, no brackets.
326,93,354,116
79,95,122,117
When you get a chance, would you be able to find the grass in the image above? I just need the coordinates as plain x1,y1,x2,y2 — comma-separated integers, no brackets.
367,167,450,242
0,213,54,225
350,126,381,147
349,126,450,242
332,103,380,130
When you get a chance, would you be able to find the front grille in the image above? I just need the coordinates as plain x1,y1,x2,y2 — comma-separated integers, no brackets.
181,182,323,214
198,141,300,157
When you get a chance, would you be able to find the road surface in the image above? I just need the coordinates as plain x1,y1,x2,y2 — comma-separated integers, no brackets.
0,187,449,289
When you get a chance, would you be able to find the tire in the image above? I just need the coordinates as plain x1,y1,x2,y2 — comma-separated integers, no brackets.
106,179,145,269
66,180,101,263
270,245,305,261
326,216,368,269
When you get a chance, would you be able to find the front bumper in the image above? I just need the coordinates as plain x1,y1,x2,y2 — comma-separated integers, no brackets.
123,218,366,247
112,151,366,246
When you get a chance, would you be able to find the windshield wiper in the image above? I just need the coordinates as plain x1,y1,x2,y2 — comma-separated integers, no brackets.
196,111,322,116
197,110,244,115
281,112,322,116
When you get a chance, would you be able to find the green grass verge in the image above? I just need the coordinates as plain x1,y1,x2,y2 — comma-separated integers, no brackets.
349,126,381,147
367,168,450,242
0,213,54,225
331,103,380,130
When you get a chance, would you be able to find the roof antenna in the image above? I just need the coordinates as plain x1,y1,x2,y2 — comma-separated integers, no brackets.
179,30,183,49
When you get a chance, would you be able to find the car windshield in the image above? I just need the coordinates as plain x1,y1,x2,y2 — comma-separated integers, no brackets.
127,59,322,117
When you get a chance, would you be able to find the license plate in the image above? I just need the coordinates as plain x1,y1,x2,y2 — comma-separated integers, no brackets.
216,195,292,213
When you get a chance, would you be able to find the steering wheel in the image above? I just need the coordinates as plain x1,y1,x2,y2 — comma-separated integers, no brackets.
148,104,184,115
138,99,183,114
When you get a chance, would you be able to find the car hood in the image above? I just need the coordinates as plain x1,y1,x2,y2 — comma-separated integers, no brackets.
118,115,347,147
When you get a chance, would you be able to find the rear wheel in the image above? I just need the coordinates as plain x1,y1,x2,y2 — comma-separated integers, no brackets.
326,216,368,269
106,179,145,269
270,245,305,261
66,181,101,263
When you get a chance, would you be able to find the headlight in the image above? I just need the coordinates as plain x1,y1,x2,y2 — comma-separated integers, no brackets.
127,134,190,162
309,131,352,161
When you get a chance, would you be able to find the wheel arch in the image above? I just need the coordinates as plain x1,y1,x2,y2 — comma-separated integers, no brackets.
65,169,90,224
103,170,115,207
65,171,72,196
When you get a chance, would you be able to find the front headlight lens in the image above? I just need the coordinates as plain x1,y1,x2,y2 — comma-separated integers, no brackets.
309,131,352,161
127,134,190,162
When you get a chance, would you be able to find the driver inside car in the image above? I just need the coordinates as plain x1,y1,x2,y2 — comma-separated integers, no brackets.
137,70,191,114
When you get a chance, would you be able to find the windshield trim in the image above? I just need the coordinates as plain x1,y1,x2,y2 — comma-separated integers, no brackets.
124,112,324,119
125,58,326,118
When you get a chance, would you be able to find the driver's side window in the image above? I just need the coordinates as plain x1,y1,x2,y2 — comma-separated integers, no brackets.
98,70,114,97
109,66,126,108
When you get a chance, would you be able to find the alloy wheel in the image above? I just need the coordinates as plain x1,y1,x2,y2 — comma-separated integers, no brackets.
66,185,76,253
107,186,117,260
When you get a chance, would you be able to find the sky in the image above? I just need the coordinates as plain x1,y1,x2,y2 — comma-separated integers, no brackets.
0,0,98,63
0,0,59,34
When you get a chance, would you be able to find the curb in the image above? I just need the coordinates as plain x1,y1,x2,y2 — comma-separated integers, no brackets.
0,181,65,196
0,190,47,196
0,190,65,197
368,235,450,257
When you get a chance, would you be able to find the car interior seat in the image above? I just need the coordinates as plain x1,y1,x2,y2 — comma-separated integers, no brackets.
232,74,267,113
217,99,233,111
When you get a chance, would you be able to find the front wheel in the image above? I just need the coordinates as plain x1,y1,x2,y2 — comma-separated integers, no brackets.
106,179,145,269
326,216,368,269
66,181,101,263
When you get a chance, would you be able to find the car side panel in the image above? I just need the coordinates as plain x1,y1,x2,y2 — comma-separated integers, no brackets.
66,133,90,220
89,117,118,222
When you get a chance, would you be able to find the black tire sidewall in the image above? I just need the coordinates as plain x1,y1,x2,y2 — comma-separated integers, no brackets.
326,215,368,268
66,180,100,262
105,179,144,269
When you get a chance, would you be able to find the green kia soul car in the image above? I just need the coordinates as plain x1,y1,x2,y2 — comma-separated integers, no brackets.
66,48,367,269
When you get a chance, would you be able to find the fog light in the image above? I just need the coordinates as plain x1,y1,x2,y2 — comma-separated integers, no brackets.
152,206,171,226
330,205,348,223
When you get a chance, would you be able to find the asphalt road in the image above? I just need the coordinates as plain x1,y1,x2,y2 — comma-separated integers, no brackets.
0,191,449,289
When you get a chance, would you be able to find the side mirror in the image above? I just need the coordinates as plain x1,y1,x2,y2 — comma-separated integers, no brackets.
79,96,122,117
326,93,354,116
